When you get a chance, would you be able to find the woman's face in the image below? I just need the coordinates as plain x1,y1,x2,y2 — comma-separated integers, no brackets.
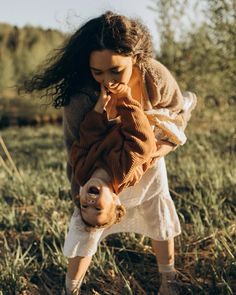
89,49,134,88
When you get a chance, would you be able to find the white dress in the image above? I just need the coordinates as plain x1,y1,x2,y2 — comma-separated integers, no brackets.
63,157,181,258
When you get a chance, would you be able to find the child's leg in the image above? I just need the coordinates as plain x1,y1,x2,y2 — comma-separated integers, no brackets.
65,255,92,295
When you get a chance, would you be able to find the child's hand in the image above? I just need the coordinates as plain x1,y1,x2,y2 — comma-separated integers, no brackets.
100,83,132,119
94,84,111,113
107,82,131,100
106,83,131,119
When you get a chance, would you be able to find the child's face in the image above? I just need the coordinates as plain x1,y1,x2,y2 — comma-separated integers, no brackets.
89,49,134,89
79,177,120,227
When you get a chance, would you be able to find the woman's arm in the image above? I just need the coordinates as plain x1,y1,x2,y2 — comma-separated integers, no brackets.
145,60,197,155
63,92,95,194
63,94,95,153
146,59,197,130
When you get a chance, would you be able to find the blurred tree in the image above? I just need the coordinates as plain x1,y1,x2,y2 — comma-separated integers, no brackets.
150,0,236,107
0,54,15,91
0,24,65,95
204,0,236,105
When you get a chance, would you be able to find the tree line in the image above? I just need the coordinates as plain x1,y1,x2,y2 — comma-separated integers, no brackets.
0,23,65,93
0,0,235,108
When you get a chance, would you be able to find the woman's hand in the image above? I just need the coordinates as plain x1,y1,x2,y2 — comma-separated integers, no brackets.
152,140,176,159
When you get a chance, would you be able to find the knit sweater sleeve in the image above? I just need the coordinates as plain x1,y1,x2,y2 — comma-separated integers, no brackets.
63,93,95,196
147,60,188,129
63,93,95,155
70,96,156,193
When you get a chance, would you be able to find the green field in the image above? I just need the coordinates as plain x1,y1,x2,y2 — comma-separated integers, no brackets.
0,107,235,294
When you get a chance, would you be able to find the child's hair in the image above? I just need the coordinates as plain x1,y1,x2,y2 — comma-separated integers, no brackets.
22,11,154,108
74,194,126,231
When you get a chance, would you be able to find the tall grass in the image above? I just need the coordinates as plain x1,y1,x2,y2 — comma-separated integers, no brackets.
0,108,235,294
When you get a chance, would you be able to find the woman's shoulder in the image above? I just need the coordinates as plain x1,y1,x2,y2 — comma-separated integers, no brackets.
63,93,90,119
146,58,167,70
64,87,98,112
145,58,176,85
63,88,98,129
143,58,183,108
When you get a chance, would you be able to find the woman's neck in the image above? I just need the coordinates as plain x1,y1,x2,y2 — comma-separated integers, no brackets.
128,65,141,88
128,65,143,103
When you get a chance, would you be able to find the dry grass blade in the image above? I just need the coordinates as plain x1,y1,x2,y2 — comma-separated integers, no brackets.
186,233,216,247
38,276,54,295
121,267,147,294
0,155,13,176
169,188,201,208
0,135,23,183
100,245,153,256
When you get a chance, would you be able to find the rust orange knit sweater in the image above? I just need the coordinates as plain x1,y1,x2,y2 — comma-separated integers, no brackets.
69,96,157,194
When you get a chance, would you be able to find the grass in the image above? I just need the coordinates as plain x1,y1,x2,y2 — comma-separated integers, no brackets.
0,106,235,294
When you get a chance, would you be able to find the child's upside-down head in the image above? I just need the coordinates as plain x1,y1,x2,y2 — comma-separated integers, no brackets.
74,169,126,230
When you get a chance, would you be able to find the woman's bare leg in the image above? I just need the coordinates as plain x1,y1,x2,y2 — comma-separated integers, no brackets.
151,239,175,266
151,239,180,295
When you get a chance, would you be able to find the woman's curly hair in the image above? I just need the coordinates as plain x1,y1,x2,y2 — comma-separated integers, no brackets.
22,11,154,108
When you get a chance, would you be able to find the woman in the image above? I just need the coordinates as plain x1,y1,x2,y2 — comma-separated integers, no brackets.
23,11,196,295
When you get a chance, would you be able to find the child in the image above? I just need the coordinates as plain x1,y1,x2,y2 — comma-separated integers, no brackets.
69,82,158,229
